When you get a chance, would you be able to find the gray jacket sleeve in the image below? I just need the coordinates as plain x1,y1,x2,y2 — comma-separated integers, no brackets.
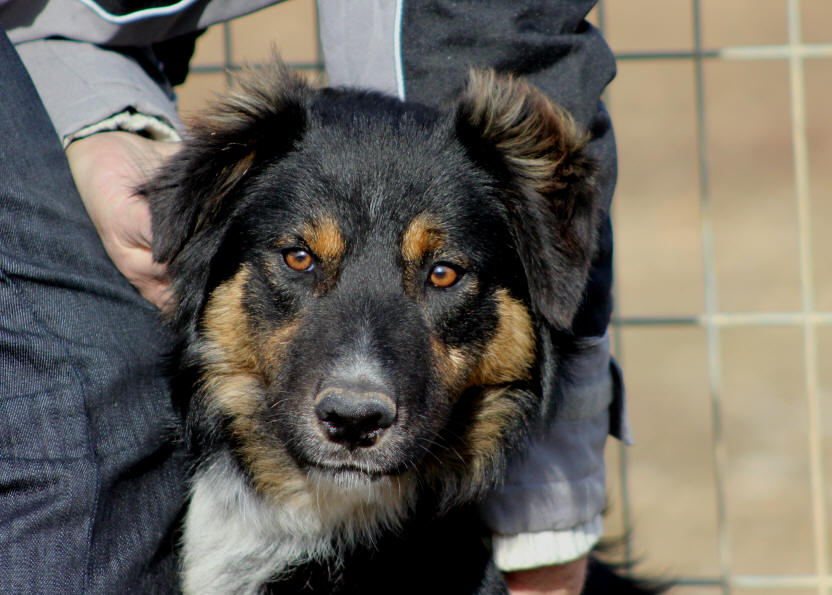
12,39,184,145
0,0,276,144
319,0,628,568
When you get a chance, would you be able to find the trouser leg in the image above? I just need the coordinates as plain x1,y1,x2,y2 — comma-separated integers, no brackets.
0,28,185,593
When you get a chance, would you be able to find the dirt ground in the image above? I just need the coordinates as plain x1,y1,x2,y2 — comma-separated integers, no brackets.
178,2,832,592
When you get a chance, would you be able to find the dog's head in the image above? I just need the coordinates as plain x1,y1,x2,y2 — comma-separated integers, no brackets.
145,59,599,514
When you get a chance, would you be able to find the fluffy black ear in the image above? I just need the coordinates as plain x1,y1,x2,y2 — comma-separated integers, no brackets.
146,58,311,263
455,70,601,331
141,58,311,330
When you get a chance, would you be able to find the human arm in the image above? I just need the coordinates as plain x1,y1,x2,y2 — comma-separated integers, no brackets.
4,11,187,306
18,39,184,308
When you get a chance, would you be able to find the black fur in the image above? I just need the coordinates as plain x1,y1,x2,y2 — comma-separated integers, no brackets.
143,58,660,594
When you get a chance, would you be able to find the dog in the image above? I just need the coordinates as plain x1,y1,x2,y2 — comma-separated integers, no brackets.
143,58,660,594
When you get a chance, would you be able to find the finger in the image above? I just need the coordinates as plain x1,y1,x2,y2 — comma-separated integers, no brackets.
105,238,170,293
120,247,172,309
119,192,157,251
138,278,174,311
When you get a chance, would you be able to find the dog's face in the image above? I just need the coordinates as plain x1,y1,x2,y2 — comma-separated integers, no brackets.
145,62,599,514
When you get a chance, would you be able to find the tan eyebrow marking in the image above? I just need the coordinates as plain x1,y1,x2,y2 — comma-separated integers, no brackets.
303,214,346,264
401,213,445,265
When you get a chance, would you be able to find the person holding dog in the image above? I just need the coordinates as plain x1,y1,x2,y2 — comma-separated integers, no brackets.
0,1,626,593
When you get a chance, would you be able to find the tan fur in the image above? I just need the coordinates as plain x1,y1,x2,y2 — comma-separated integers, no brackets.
430,289,534,393
424,290,537,500
296,214,347,294
458,385,535,491
430,338,469,394
190,57,312,135
199,265,310,505
460,69,589,195
468,289,536,387
258,321,303,384
421,382,536,506
239,440,310,507
459,290,536,487
401,213,446,265
304,214,346,265
200,267,260,417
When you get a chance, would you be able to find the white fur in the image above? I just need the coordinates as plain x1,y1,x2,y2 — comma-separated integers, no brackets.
181,452,416,594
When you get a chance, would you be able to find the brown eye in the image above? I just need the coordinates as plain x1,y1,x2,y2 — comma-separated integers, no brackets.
284,249,314,272
429,264,459,288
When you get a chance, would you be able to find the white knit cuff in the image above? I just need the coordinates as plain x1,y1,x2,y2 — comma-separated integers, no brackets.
64,109,181,147
492,514,603,571
14,38,184,147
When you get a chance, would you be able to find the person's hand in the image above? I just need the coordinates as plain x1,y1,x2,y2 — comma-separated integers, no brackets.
504,557,588,595
66,131,180,309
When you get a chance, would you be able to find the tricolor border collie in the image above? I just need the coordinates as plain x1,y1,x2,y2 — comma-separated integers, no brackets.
144,58,661,594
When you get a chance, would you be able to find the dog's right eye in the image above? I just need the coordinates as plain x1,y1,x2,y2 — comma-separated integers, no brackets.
428,263,461,289
283,248,315,272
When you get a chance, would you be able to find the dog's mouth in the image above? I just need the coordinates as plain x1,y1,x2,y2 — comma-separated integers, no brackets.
304,453,418,482
310,462,382,478
304,463,393,492
301,461,418,516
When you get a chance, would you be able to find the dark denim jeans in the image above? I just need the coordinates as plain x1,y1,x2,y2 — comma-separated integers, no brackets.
0,29,185,593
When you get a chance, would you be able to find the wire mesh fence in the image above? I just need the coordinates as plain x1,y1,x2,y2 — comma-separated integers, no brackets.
603,1,830,592
179,1,832,592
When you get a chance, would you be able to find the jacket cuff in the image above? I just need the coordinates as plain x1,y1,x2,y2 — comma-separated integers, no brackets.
493,514,603,570
481,332,629,536
480,404,610,535
66,109,181,147
13,38,182,146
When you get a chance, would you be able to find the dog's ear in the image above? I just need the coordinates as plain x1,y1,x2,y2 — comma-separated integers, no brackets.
454,70,601,330
144,58,311,265
141,58,311,331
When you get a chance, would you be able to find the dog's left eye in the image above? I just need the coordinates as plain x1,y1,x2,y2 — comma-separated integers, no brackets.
283,248,315,272
428,263,461,288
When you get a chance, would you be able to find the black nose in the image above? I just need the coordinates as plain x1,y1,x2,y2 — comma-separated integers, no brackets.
314,387,396,448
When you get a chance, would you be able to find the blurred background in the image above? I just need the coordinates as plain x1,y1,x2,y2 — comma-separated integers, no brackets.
177,2,832,592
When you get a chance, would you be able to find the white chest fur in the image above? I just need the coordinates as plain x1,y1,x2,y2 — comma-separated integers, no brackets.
181,453,415,594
